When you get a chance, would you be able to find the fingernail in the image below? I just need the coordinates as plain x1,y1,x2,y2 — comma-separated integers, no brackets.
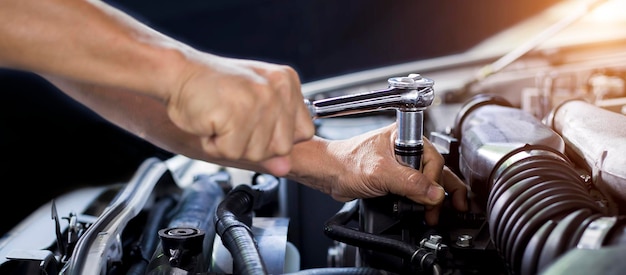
428,184,445,203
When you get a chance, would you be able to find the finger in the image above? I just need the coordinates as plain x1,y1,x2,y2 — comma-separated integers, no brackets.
259,155,292,176
217,85,283,161
441,166,469,212
421,137,444,183
385,125,445,205
424,203,442,226
292,100,316,143
208,115,252,160
264,65,311,151
411,138,446,225
246,122,280,161
200,136,220,157
424,166,468,226
389,166,445,206
278,68,314,144
246,97,285,160
267,99,296,156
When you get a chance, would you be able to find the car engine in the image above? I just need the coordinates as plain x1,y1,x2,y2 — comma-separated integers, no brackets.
1,0,626,274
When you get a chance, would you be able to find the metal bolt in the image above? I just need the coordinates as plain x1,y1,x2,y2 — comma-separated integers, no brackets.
456,234,473,248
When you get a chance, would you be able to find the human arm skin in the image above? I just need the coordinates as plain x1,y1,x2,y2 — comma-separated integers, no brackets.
286,124,468,225
44,76,467,225
3,0,467,225
0,0,314,176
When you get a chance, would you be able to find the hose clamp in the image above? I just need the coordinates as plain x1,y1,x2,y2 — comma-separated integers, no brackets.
576,216,617,249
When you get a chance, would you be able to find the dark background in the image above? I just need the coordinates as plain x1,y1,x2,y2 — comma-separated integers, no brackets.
107,0,560,83
0,0,560,266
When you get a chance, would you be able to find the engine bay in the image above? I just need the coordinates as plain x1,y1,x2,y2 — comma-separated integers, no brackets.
1,0,626,274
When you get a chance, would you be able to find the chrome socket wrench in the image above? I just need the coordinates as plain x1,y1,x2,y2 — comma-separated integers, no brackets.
305,73,435,170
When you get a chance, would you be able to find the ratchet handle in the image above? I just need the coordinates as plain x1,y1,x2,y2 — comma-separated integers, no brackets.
306,97,425,171
304,74,433,171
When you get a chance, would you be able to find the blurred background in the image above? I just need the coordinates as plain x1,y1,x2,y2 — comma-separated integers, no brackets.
107,0,560,82
0,0,559,260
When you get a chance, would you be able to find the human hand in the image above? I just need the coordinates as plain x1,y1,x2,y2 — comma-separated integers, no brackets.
287,123,468,225
42,56,314,177
165,55,315,176
427,165,469,225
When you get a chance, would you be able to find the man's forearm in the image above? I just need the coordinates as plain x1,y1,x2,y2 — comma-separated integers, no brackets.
0,0,188,101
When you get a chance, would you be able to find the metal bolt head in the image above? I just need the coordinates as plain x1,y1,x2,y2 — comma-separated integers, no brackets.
388,74,434,89
456,234,473,248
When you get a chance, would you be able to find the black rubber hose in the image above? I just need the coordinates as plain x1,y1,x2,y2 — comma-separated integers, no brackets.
217,219,267,275
250,173,280,209
214,175,280,275
126,195,177,275
324,200,437,273
486,147,608,275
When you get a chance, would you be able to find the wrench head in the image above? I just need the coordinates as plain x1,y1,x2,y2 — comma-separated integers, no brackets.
388,74,435,110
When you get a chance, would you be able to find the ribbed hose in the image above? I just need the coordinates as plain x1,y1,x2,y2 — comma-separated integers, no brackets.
324,200,438,274
214,174,280,275
215,190,267,275
486,145,607,275
454,94,621,275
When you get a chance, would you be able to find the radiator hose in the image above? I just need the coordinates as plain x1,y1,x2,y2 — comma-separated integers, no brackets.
214,174,280,275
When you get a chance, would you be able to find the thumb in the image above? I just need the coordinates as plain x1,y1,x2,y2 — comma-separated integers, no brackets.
389,167,445,206
259,155,292,176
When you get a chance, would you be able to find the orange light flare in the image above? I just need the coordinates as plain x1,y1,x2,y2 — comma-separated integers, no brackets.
542,0,626,53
